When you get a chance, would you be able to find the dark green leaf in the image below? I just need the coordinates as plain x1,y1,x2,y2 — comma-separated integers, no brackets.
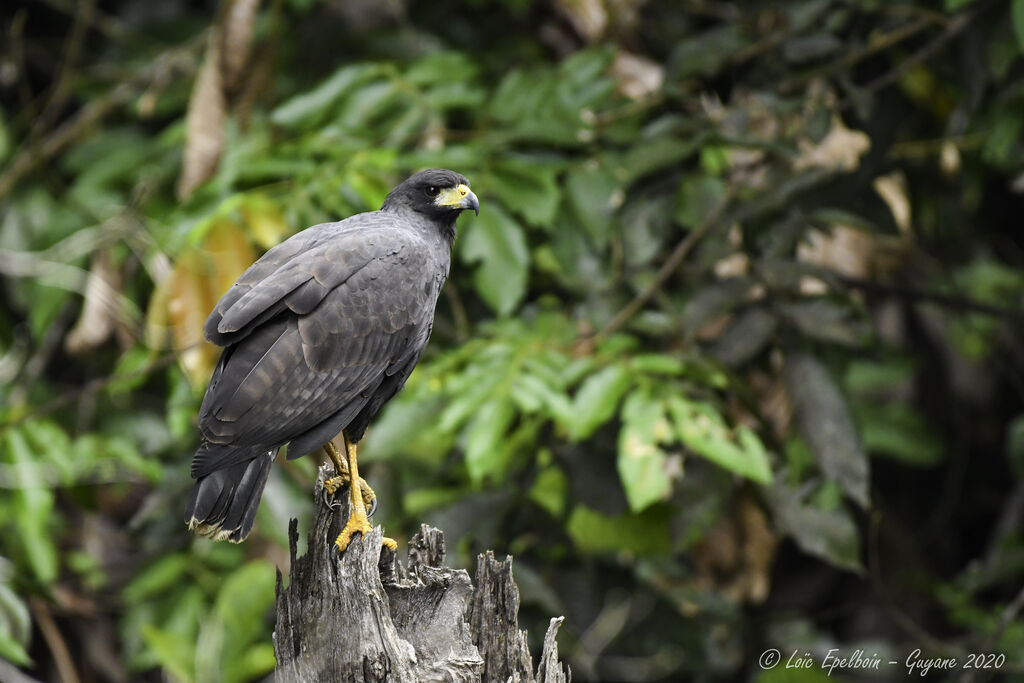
706,306,777,366
567,504,672,555
569,364,632,442
1008,415,1024,480
459,203,529,315
566,164,621,245
784,353,869,508
464,397,517,482
778,300,870,347
766,481,863,573
855,401,944,467
1013,0,1024,52
488,160,561,228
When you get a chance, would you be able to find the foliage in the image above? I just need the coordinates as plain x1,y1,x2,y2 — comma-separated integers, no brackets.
1,0,1024,681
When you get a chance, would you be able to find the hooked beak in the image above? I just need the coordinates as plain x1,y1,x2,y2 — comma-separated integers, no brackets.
462,187,480,216
437,183,480,215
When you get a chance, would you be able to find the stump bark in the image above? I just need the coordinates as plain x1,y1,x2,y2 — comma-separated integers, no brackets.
274,465,570,682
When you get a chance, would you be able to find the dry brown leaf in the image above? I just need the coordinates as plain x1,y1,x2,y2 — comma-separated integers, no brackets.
611,50,663,99
873,171,912,236
65,249,124,355
797,224,876,280
219,0,260,93
692,492,778,605
146,219,256,385
554,0,608,43
793,115,870,172
178,31,227,200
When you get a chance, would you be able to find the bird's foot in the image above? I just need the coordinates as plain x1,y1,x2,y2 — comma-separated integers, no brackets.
323,475,345,497
334,508,397,552
322,475,377,512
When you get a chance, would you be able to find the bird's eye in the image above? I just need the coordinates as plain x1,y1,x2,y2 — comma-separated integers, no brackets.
425,186,440,198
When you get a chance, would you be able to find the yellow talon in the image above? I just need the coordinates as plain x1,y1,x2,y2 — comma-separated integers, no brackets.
335,507,373,551
328,433,399,553
323,475,345,496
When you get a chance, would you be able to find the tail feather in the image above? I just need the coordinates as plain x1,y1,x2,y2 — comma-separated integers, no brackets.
185,447,276,542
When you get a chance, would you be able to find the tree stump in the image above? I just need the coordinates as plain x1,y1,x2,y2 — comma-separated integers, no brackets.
274,465,570,682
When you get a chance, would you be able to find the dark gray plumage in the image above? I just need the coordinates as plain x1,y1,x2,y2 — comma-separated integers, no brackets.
185,169,479,542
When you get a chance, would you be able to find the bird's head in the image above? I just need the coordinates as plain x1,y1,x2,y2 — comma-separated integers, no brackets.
381,169,480,224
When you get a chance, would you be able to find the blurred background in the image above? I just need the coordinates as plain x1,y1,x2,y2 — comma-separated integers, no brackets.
2,0,1024,681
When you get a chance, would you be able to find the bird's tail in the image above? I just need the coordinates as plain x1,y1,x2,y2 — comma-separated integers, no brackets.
184,446,276,542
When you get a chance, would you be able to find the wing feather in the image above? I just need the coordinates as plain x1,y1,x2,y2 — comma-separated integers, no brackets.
197,219,442,460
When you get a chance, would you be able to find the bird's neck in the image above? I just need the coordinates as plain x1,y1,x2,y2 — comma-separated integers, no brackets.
439,219,457,246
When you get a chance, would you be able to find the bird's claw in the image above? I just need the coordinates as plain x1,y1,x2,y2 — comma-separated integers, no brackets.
322,475,345,509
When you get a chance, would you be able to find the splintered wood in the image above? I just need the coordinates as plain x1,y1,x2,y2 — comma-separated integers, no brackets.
273,465,569,682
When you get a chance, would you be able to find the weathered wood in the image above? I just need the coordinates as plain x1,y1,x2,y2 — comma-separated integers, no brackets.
274,465,570,682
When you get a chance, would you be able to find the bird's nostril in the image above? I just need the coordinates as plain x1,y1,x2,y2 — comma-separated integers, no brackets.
459,186,468,197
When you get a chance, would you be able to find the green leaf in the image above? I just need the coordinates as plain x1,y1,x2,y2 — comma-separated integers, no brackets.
675,174,727,228
855,401,944,467
0,583,31,665
363,395,452,464
667,396,773,484
777,300,869,347
784,353,869,508
618,137,697,183
618,390,674,512
1008,415,1024,480
566,504,672,555
511,373,573,426
4,428,58,584
0,109,10,165
236,644,277,681
488,161,561,228
107,347,154,395
569,364,632,442
460,203,529,315
142,624,196,683
406,51,480,86
628,353,687,376
270,64,382,129
566,164,620,245
706,307,776,367
680,277,753,339
336,80,401,130
766,482,863,573
669,25,747,80
405,487,465,516
214,560,276,648
530,463,568,518
123,554,190,603
464,398,517,482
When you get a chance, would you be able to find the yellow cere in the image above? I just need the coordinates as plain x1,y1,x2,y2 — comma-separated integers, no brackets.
436,183,471,206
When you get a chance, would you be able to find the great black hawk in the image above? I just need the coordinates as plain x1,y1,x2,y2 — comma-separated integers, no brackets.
185,169,479,549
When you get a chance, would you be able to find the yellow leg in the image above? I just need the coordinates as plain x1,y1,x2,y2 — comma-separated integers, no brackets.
322,440,375,508
332,433,397,552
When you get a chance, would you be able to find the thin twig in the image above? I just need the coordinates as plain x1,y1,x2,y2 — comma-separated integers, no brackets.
778,17,933,94
28,597,81,683
0,33,205,201
860,11,973,96
1,350,185,432
838,276,1024,321
595,186,736,342
30,0,96,140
